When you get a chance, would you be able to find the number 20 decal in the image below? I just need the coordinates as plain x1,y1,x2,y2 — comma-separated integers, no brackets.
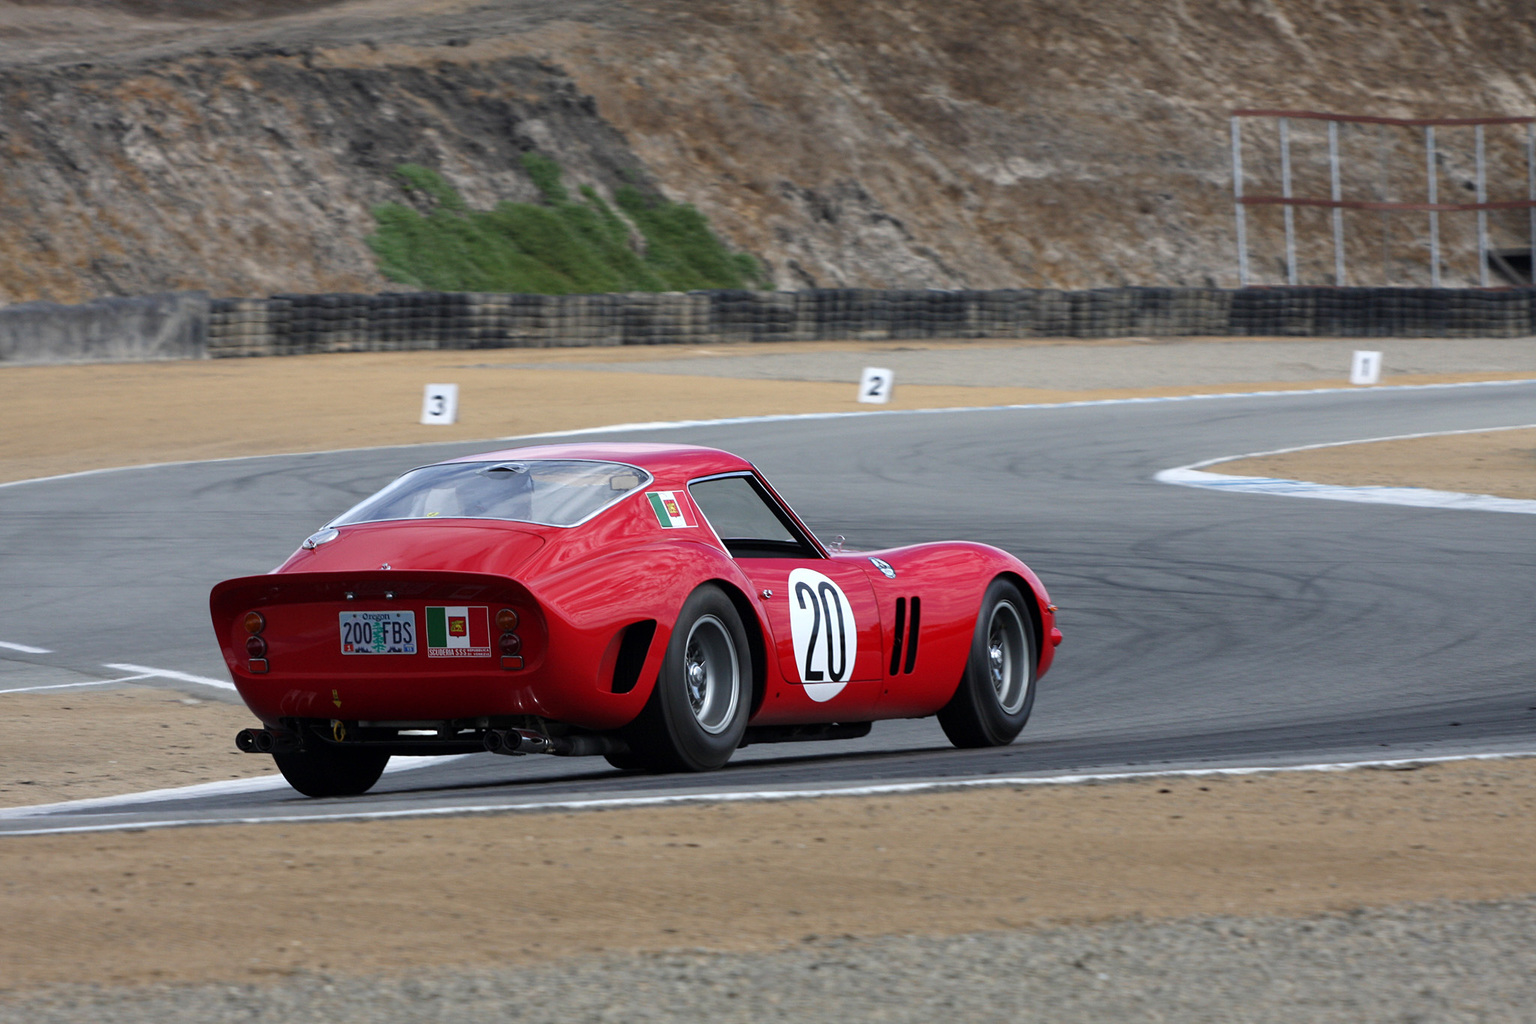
787,568,858,702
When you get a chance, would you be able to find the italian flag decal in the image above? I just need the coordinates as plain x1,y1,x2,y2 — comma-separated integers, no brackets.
647,491,696,528
425,606,491,658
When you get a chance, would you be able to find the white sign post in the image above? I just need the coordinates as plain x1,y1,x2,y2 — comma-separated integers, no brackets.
857,367,895,404
420,383,460,425
1349,350,1382,386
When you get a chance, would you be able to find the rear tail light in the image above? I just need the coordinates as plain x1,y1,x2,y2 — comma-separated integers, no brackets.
498,608,523,670
244,609,269,673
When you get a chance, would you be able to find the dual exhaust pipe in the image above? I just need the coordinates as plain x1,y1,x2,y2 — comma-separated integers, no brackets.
235,727,299,754
483,728,625,758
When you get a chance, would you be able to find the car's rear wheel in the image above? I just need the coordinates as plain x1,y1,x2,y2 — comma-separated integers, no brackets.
272,746,390,797
937,578,1038,748
602,750,646,771
623,584,751,772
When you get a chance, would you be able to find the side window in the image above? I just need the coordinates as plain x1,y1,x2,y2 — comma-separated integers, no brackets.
688,475,819,559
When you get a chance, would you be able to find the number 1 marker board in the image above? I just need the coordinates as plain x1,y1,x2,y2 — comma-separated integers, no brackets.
1350,351,1382,386
421,383,460,425
858,367,895,404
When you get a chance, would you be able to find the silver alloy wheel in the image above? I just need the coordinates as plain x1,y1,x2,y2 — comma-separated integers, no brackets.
683,613,740,735
987,601,1030,714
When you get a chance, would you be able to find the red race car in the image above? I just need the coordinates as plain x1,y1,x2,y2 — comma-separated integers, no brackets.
211,442,1062,797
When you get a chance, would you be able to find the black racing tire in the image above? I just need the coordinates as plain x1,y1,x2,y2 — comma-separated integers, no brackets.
622,584,751,772
602,750,647,771
272,746,390,798
937,578,1038,749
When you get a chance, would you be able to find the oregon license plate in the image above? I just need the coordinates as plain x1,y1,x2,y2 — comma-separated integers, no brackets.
339,611,417,655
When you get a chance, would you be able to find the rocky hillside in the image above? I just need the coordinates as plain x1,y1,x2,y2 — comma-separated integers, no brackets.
3,0,1536,303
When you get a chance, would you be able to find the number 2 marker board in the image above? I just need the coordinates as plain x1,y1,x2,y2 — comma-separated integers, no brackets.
421,383,460,425
858,367,895,404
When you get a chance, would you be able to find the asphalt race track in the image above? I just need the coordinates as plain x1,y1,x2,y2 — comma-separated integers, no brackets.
2,381,1534,833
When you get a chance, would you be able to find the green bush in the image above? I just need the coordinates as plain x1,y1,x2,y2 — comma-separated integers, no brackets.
367,158,765,294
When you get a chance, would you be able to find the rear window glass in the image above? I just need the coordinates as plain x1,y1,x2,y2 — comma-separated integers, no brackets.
329,460,651,529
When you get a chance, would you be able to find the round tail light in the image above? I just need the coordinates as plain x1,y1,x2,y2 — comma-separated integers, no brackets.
498,632,522,656
496,608,520,632
245,635,268,658
243,611,266,634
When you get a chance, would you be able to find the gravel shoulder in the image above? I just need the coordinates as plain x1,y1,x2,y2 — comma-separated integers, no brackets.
2,759,1535,995
7,897,1536,1022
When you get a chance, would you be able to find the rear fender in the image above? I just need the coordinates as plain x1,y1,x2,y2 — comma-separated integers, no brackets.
525,540,763,718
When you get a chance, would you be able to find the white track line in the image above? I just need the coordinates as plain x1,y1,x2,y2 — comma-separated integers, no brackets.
0,377,1532,493
0,673,155,694
1157,422,1536,514
101,662,236,692
4,750,1534,837
0,641,53,654
0,753,469,821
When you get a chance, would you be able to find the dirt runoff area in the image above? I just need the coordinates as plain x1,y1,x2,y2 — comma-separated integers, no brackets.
1,336,1534,1001
2,336,1533,486
3,758,1536,992
1221,427,1536,500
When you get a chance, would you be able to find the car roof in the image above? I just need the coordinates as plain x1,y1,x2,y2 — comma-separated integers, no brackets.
438,442,754,482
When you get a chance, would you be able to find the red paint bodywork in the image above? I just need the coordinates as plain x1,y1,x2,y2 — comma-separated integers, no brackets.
210,443,1059,733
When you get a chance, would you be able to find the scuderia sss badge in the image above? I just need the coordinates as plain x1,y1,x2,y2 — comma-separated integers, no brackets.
426,606,491,658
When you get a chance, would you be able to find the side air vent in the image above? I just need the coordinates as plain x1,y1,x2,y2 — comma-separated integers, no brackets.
611,620,657,694
903,596,921,674
889,597,906,676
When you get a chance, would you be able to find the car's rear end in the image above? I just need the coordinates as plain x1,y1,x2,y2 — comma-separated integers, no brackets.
211,568,548,754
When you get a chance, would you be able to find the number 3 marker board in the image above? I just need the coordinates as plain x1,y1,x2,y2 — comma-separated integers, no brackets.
421,383,460,425
857,367,894,404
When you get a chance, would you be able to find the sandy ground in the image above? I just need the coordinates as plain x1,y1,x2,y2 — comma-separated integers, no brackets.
0,690,267,807
2,337,1533,485
1221,427,1536,500
2,758,1535,990
2,337,1534,997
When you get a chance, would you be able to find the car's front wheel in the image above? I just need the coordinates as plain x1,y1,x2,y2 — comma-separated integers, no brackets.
273,746,390,797
623,584,751,772
937,578,1038,748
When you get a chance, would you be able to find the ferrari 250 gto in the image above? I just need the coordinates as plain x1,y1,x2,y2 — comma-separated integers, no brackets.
210,442,1062,796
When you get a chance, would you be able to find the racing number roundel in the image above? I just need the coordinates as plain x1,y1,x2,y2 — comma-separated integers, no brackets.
786,568,858,702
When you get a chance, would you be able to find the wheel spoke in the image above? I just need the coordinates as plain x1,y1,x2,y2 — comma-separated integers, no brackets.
988,602,1029,714
682,614,739,734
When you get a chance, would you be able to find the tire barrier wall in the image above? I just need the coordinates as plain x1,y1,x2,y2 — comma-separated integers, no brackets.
0,291,209,365
207,287,1536,358
4,288,1531,364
